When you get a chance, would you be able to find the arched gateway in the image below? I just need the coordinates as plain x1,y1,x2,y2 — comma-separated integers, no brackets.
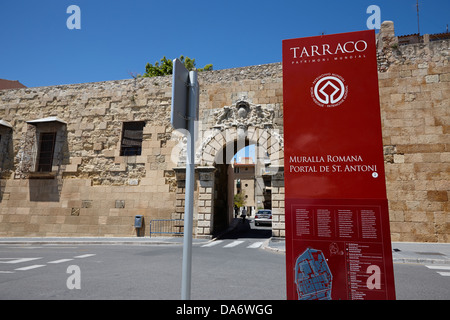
173,100,285,238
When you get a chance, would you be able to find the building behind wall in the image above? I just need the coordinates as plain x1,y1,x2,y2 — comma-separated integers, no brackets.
0,21,448,242
232,157,256,215
0,79,26,90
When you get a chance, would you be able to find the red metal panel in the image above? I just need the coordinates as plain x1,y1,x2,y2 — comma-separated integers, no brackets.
282,30,396,300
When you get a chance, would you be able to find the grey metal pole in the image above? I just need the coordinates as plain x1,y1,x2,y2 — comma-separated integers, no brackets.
181,70,198,300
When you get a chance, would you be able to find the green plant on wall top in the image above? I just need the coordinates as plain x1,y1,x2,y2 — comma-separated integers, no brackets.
142,56,213,77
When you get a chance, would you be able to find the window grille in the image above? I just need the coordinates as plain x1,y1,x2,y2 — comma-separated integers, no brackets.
120,121,145,156
37,132,56,172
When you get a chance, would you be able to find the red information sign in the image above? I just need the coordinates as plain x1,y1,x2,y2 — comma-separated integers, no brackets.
282,30,396,300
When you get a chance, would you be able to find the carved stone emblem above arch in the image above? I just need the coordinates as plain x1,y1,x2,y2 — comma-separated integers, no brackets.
172,100,284,168
212,100,276,130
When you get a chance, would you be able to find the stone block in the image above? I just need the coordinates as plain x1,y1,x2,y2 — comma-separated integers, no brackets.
71,157,82,165
425,75,439,83
103,150,115,157
93,142,103,151
440,73,450,82
115,200,125,208
427,191,448,202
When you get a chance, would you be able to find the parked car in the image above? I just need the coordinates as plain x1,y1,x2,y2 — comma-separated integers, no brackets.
254,209,272,226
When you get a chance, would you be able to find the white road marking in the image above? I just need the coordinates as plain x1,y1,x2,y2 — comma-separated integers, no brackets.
223,240,244,248
15,265,46,271
201,240,265,249
42,246,78,249
201,240,224,247
437,272,450,277
0,253,96,273
425,265,450,277
0,258,42,264
426,265,450,270
74,254,96,259
48,259,74,264
247,241,264,249
6,246,43,249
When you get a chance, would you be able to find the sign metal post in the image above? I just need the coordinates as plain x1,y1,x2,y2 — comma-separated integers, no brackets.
171,59,199,300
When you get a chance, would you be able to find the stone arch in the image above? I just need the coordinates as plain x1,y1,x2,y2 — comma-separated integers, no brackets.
172,100,284,168
197,125,284,236
173,101,285,238
198,125,284,168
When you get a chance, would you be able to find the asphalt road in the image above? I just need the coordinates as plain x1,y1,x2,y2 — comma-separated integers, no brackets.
0,222,448,300
0,239,284,300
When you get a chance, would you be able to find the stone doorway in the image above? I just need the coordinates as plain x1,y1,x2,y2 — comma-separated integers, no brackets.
174,101,285,238
211,139,254,236
213,163,229,235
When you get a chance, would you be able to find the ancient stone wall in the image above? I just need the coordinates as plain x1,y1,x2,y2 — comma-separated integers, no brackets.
0,62,284,237
0,77,180,236
377,22,449,242
0,21,448,241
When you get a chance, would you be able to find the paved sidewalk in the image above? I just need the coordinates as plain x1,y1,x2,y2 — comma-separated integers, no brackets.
390,242,450,265
264,238,450,265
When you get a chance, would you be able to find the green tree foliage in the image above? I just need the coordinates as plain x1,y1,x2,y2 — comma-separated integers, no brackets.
143,56,212,78
233,191,246,208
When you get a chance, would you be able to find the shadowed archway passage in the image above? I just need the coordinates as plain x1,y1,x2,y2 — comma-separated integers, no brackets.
174,100,285,238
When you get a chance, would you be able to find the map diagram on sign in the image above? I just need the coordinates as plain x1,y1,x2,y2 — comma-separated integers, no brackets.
295,248,333,300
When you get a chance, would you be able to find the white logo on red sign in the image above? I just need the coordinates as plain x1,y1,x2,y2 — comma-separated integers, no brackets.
311,73,348,107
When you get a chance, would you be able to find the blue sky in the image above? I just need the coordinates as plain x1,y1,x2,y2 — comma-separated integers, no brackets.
234,145,255,163
0,0,449,88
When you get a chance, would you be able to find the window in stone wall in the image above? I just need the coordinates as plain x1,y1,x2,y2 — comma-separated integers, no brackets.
120,121,145,156
36,132,57,172
0,120,13,174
